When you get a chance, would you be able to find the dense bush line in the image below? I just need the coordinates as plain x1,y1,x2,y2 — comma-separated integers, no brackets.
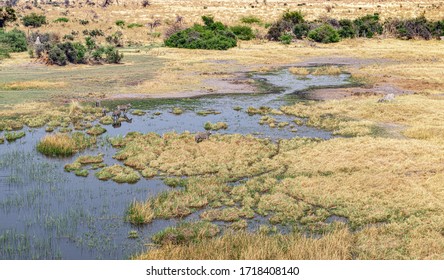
165,16,237,50
268,11,444,44
31,32,123,65
0,28,27,52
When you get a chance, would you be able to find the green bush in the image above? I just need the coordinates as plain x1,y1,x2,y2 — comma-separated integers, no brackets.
48,45,67,66
104,46,123,63
293,22,310,39
338,19,357,38
308,24,340,43
0,28,27,52
105,31,123,47
165,16,237,50
22,13,47,27
54,17,69,23
354,13,383,38
0,7,17,28
267,10,305,40
230,25,255,40
79,19,89,25
115,20,125,27
282,11,305,25
61,42,87,64
279,33,293,44
385,16,440,40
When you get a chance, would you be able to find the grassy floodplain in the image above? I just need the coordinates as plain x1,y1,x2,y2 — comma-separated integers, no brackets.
0,0,444,260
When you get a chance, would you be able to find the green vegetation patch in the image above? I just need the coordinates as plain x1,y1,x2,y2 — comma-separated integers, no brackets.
204,121,228,131
165,16,237,50
5,131,25,142
86,125,106,136
95,164,140,183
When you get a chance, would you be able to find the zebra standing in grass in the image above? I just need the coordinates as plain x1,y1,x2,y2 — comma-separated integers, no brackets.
195,131,212,143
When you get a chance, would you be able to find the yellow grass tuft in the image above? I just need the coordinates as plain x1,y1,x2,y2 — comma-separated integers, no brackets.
135,227,352,260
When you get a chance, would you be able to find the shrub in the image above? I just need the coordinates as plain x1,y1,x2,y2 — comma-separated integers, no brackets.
430,20,444,37
83,29,104,37
165,16,237,50
59,42,87,64
240,16,262,25
354,13,383,38
63,34,74,41
115,20,125,27
266,10,305,41
279,33,293,44
386,16,435,40
37,133,76,157
282,10,304,25
105,31,123,47
54,17,69,23
338,19,357,38
308,24,340,43
104,46,123,63
293,22,310,39
0,7,17,28
22,13,47,27
230,25,255,40
48,45,67,66
0,28,27,52
79,19,89,25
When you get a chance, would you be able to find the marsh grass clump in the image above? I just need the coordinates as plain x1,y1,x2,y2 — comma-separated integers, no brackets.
246,106,272,115
0,120,23,131
171,107,184,115
95,164,140,183
0,137,4,144
204,121,228,131
77,154,104,164
5,131,25,142
311,66,342,76
128,230,139,239
86,125,106,136
196,110,221,116
109,135,125,148
131,110,146,116
37,133,76,157
37,132,95,157
141,167,157,178
289,67,310,76
163,177,187,188
21,115,48,128
99,116,113,125
127,200,155,224
152,222,220,245
74,169,88,177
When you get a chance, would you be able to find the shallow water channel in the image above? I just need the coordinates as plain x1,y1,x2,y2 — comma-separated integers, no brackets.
0,69,350,259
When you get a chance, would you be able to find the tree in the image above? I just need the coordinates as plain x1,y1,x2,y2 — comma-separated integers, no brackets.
0,7,17,28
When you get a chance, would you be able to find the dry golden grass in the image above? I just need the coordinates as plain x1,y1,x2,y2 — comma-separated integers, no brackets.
136,227,352,260
0,81,67,91
281,94,444,142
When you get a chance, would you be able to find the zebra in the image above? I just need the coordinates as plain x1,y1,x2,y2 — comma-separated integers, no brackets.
117,103,132,112
195,131,212,143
